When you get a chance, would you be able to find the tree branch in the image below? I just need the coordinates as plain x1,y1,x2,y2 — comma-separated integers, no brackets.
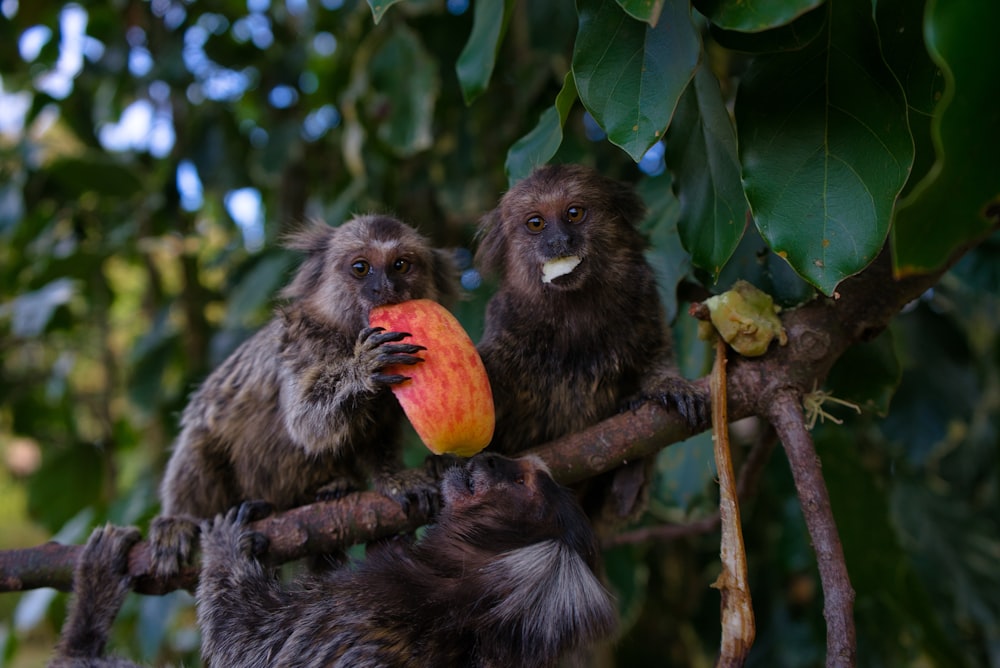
766,389,856,668
0,243,971,601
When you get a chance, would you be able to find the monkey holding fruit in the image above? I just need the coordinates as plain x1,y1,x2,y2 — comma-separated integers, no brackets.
149,214,458,577
196,453,617,667
476,163,708,522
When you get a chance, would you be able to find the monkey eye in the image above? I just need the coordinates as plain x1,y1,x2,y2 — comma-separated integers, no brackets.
565,205,585,223
392,258,412,274
514,475,525,485
525,215,546,233
350,260,371,277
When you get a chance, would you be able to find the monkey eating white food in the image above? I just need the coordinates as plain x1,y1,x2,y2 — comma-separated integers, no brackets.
541,255,582,283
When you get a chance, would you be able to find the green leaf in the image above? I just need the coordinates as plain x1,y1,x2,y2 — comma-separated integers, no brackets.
735,0,913,295
891,0,1000,275
456,0,515,105
366,26,439,156
637,170,690,322
365,0,405,23
573,0,699,161
665,63,748,279
615,0,664,26
504,73,578,185
710,3,827,53
694,0,825,32
713,221,816,305
874,0,944,199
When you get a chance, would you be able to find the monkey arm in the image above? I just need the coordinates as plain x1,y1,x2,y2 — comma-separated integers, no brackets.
278,327,419,456
51,525,141,666
197,508,295,667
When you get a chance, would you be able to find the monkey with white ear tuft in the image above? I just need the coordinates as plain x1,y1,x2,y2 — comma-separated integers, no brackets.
196,453,618,668
148,214,460,579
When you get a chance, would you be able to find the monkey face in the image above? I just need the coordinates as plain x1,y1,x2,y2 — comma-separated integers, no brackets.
476,164,647,294
334,216,441,311
441,453,553,512
439,453,598,561
283,215,456,332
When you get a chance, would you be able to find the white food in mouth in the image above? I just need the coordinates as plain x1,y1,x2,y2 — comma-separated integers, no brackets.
541,256,582,284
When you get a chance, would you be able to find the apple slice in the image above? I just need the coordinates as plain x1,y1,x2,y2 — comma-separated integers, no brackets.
369,299,495,457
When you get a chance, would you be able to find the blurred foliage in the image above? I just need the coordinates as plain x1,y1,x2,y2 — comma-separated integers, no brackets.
0,0,998,666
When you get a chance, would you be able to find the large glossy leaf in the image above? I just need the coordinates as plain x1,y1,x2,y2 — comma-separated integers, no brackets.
735,0,913,295
664,63,747,279
573,0,699,162
456,0,515,104
694,0,824,32
505,73,577,185
891,0,1000,275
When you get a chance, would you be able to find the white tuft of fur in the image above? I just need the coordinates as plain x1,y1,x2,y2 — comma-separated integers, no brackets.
483,540,616,652
541,256,582,284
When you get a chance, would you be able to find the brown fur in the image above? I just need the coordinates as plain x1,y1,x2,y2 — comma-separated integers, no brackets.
196,453,617,668
49,525,142,668
475,164,707,522
149,215,458,577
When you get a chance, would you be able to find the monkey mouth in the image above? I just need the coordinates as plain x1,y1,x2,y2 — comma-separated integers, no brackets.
541,255,582,284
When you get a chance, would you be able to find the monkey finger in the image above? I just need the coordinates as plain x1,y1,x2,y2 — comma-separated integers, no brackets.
379,342,427,355
377,353,424,368
239,530,270,559
358,326,387,342
373,373,411,385
235,500,274,525
366,329,413,346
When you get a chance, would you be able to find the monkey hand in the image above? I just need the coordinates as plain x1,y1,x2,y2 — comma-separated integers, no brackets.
78,524,142,596
315,475,359,502
199,502,272,567
147,515,201,580
51,524,143,666
373,465,443,517
356,326,426,388
636,375,711,431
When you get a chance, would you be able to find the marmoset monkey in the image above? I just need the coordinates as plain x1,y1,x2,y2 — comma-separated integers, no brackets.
196,453,616,667
49,525,142,668
149,214,459,577
476,163,708,522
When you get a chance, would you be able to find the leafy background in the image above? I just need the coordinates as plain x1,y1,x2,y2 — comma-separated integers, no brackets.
1,0,998,665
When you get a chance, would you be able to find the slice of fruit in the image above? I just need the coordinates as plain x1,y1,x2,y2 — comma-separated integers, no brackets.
369,299,495,457
541,255,582,283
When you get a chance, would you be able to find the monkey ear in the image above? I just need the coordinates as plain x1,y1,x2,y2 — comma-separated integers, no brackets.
474,207,507,277
280,220,334,300
282,219,335,255
431,248,461,306
609,181,647,228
